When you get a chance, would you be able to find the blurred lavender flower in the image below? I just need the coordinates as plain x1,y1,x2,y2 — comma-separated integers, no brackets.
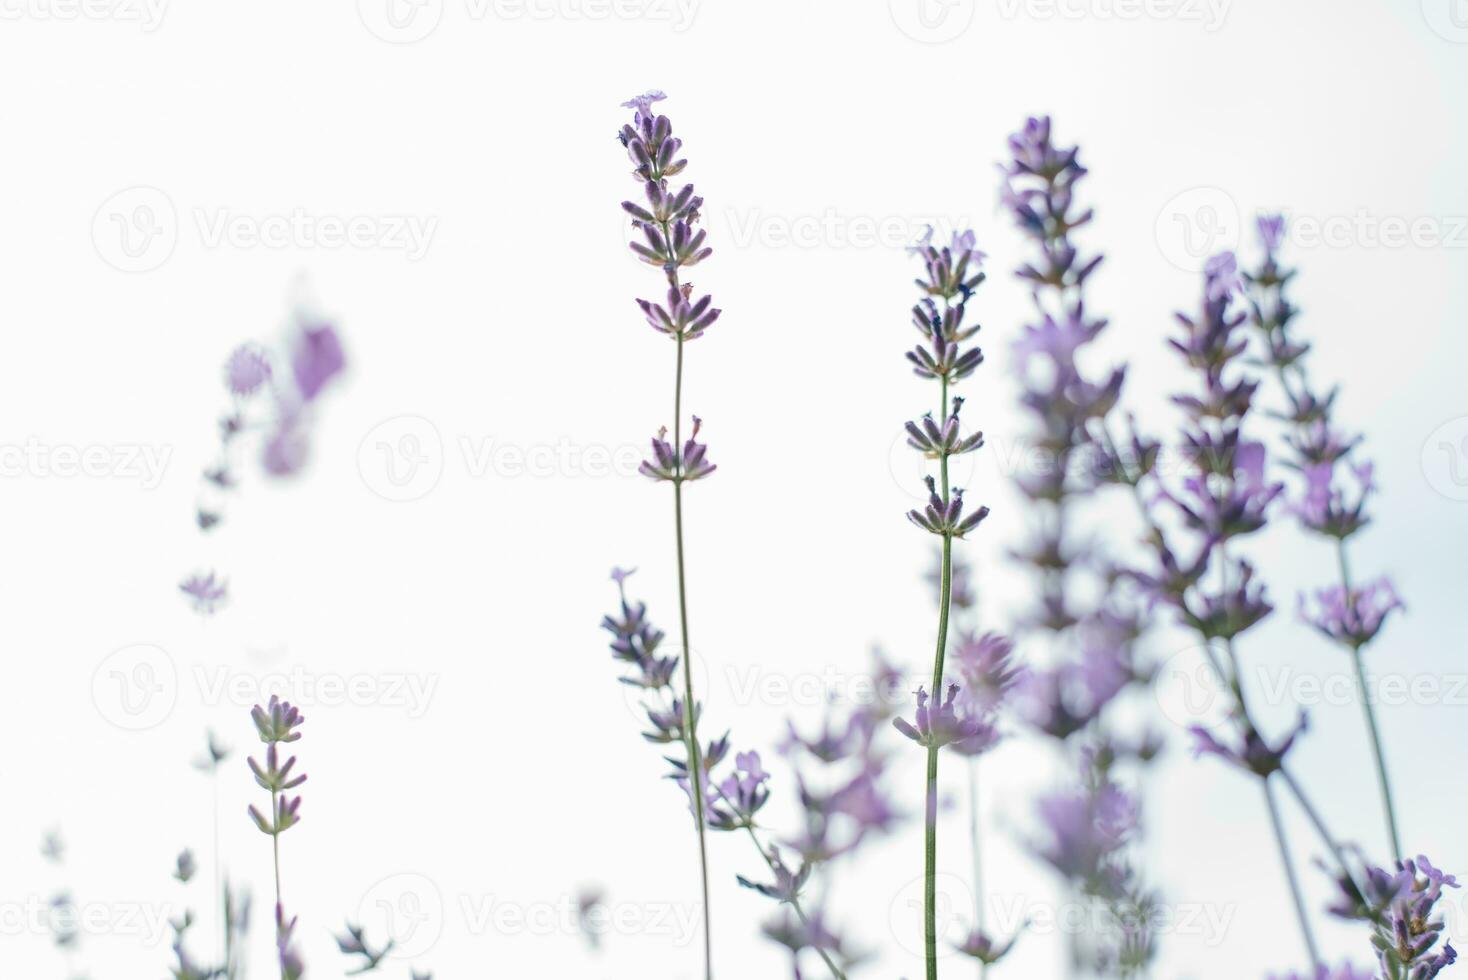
179,571,228,615
224,344,272,397
955,927,1020,966
291,321,346,402
1001,114,1160,976
187,299,347,610
174,849,197,883
336,921,395,974
276,904,304,980
1189,713,1308,778
950,631,1024,711
1299,578,1404,649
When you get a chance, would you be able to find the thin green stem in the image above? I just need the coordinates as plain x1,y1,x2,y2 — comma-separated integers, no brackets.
1262,774,1321,972
1278,767,1355,883
744,828,846,980
968,759,986,980
271,787,281,912
1336,542,1402,861
926,530,954,980
672,331,713,980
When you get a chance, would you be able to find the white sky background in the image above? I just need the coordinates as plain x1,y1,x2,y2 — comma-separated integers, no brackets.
1,1,1466,977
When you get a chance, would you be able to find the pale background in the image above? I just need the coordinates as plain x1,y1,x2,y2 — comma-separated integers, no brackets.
2,1,1466,977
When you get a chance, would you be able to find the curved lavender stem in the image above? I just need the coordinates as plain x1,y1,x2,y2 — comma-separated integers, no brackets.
743,827,846,980
672,329,714,980
1336,543,1402,861
925,529,953,980
1244,215,1403,863
1263,774,1321,971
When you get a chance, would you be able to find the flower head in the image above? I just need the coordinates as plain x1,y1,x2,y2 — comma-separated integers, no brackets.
180,571,228,615
1299,576,1403,649
291,321,345,401
224,345,272,397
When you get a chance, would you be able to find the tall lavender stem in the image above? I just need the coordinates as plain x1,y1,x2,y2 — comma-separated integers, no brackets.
1244,215,1404,862
620,89,722,979
900,229,991,980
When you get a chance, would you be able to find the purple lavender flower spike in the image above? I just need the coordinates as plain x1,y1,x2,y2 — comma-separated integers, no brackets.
336,921,395,972
180,571,228,615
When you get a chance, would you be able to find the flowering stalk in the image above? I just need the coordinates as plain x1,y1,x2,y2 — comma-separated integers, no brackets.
1244,215,1404,861
618,88,721,979
184,308,346,616
899,226,991,979
1001,116,1159,975
246,695,306,979
1126,250,1329,969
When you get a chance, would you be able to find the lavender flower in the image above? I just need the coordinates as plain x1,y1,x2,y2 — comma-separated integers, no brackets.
1329,855,1459,978
276,904,304,980
893,684,1000,755
179,571,228,615
1189,713,1308,778
336,921,395,974
950,631,1024,711
174,849,197,883
291,320,346,402
639,417,717,482
1299,577,1404,649
224,344,272,397
906,476,989,538
955,927,1020,966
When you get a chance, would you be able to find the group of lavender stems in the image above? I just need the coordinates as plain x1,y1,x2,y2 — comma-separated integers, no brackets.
607,94,1448,980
